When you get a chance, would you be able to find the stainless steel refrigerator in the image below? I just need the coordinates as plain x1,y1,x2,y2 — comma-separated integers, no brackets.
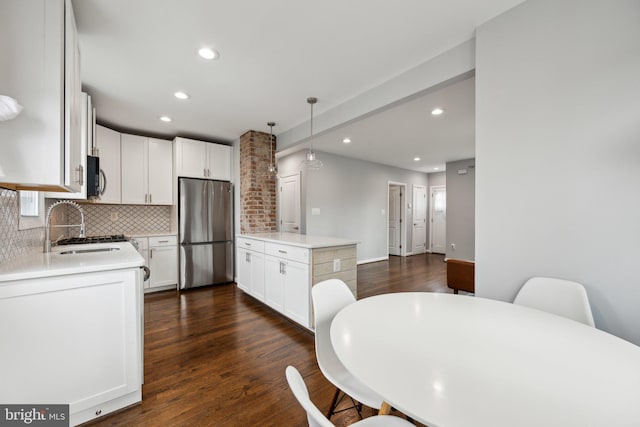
179,178,234,289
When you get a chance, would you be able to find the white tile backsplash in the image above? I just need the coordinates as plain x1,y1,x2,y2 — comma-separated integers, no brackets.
0,189,43,264
1,188,173,264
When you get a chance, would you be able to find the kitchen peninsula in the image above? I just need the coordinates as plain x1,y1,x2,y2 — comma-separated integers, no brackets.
0,242,144,426
236,232,358,329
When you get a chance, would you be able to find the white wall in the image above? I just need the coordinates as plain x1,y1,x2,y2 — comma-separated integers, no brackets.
278,150,429,263
476,0,640,344
445,159,475,261
427,171,446,188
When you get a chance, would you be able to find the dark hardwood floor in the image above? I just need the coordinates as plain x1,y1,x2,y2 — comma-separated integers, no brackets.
85,253,447,427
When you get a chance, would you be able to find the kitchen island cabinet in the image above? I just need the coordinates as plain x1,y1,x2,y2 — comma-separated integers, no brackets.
236,233,358,329
237,239,266,300
0,242,144,426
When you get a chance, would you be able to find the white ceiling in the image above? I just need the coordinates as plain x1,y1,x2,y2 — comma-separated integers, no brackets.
306,76,476,173
72,0,523,171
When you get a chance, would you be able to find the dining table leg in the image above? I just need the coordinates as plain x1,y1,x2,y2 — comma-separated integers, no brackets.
378,401,392,415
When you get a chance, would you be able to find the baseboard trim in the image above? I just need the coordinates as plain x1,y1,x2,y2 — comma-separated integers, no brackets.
357,256,388,265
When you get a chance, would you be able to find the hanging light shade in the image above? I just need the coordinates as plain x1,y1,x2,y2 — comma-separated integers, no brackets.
300,97,323,170
267,121,278,175
0,95,23,121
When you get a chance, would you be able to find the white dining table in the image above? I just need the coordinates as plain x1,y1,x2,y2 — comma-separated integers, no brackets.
330,292,640,427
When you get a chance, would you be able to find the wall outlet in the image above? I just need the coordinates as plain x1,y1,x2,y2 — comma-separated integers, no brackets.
333,259,341,272
311,208,321,216
110,212,119,222
451,243,456,251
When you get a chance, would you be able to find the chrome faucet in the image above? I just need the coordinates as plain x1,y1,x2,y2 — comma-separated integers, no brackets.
44,200,86,253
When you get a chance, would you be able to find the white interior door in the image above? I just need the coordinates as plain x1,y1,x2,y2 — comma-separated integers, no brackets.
279,174,301,233
430,186,446,254
412,185,427,254
388,185,402,256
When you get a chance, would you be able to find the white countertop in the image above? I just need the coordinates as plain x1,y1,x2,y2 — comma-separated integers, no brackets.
238,232,359,249
0,242,145,283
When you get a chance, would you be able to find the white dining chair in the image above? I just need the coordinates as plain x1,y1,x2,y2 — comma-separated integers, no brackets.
312,279,383,419
513,277,596,327
285,366,414,427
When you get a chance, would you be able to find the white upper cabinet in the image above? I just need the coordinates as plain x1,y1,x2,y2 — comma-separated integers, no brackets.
95,125,122,204
121,135,173,205
0,0,83,192
64,0,83,192
121,135,147,205
46,92,93,200
208,143,232,181
147,138,173,205
174,137,231,181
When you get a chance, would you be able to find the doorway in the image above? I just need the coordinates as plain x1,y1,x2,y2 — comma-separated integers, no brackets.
279,173,301,233
388,182,406,257
412,184,427,254
429,185,446,254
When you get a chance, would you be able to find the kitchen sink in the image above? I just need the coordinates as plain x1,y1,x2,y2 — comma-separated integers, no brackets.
59,247,121,255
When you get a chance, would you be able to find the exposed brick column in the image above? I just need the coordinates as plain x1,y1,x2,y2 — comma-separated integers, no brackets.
239,130,277,233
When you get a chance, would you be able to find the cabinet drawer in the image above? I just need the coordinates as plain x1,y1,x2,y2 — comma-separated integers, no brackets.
149,235,177,247
265,243,310,264
237,237,265,252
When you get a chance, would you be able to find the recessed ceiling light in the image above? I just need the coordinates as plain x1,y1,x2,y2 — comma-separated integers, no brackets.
431,108,444,116
342,138,351,144
174,91,190,100
434,167,440,171
413,157,421,162
198,47,219,60
160,116,172,123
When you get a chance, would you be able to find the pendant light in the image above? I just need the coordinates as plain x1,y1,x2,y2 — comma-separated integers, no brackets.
300,97,323,170
267,121,277,175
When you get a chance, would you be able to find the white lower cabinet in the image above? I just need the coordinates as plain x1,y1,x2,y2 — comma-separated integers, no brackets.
0,268,143,426
237,237,311,329
149,236,178,289
265,255,309,326
237,246,265,300
132,235,177,291
264,255,284,312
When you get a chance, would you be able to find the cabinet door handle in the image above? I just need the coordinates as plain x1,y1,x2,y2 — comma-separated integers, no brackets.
76,164,84,185
278,250,287,254
281,261,286,275
157,240,169,243
99,169,107,195
149,194,152,204
245,242,251,246
246,252,250,263
150,249,153,259
145,194,148,203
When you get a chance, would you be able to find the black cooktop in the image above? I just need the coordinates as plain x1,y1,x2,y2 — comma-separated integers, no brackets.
56,234,129,246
